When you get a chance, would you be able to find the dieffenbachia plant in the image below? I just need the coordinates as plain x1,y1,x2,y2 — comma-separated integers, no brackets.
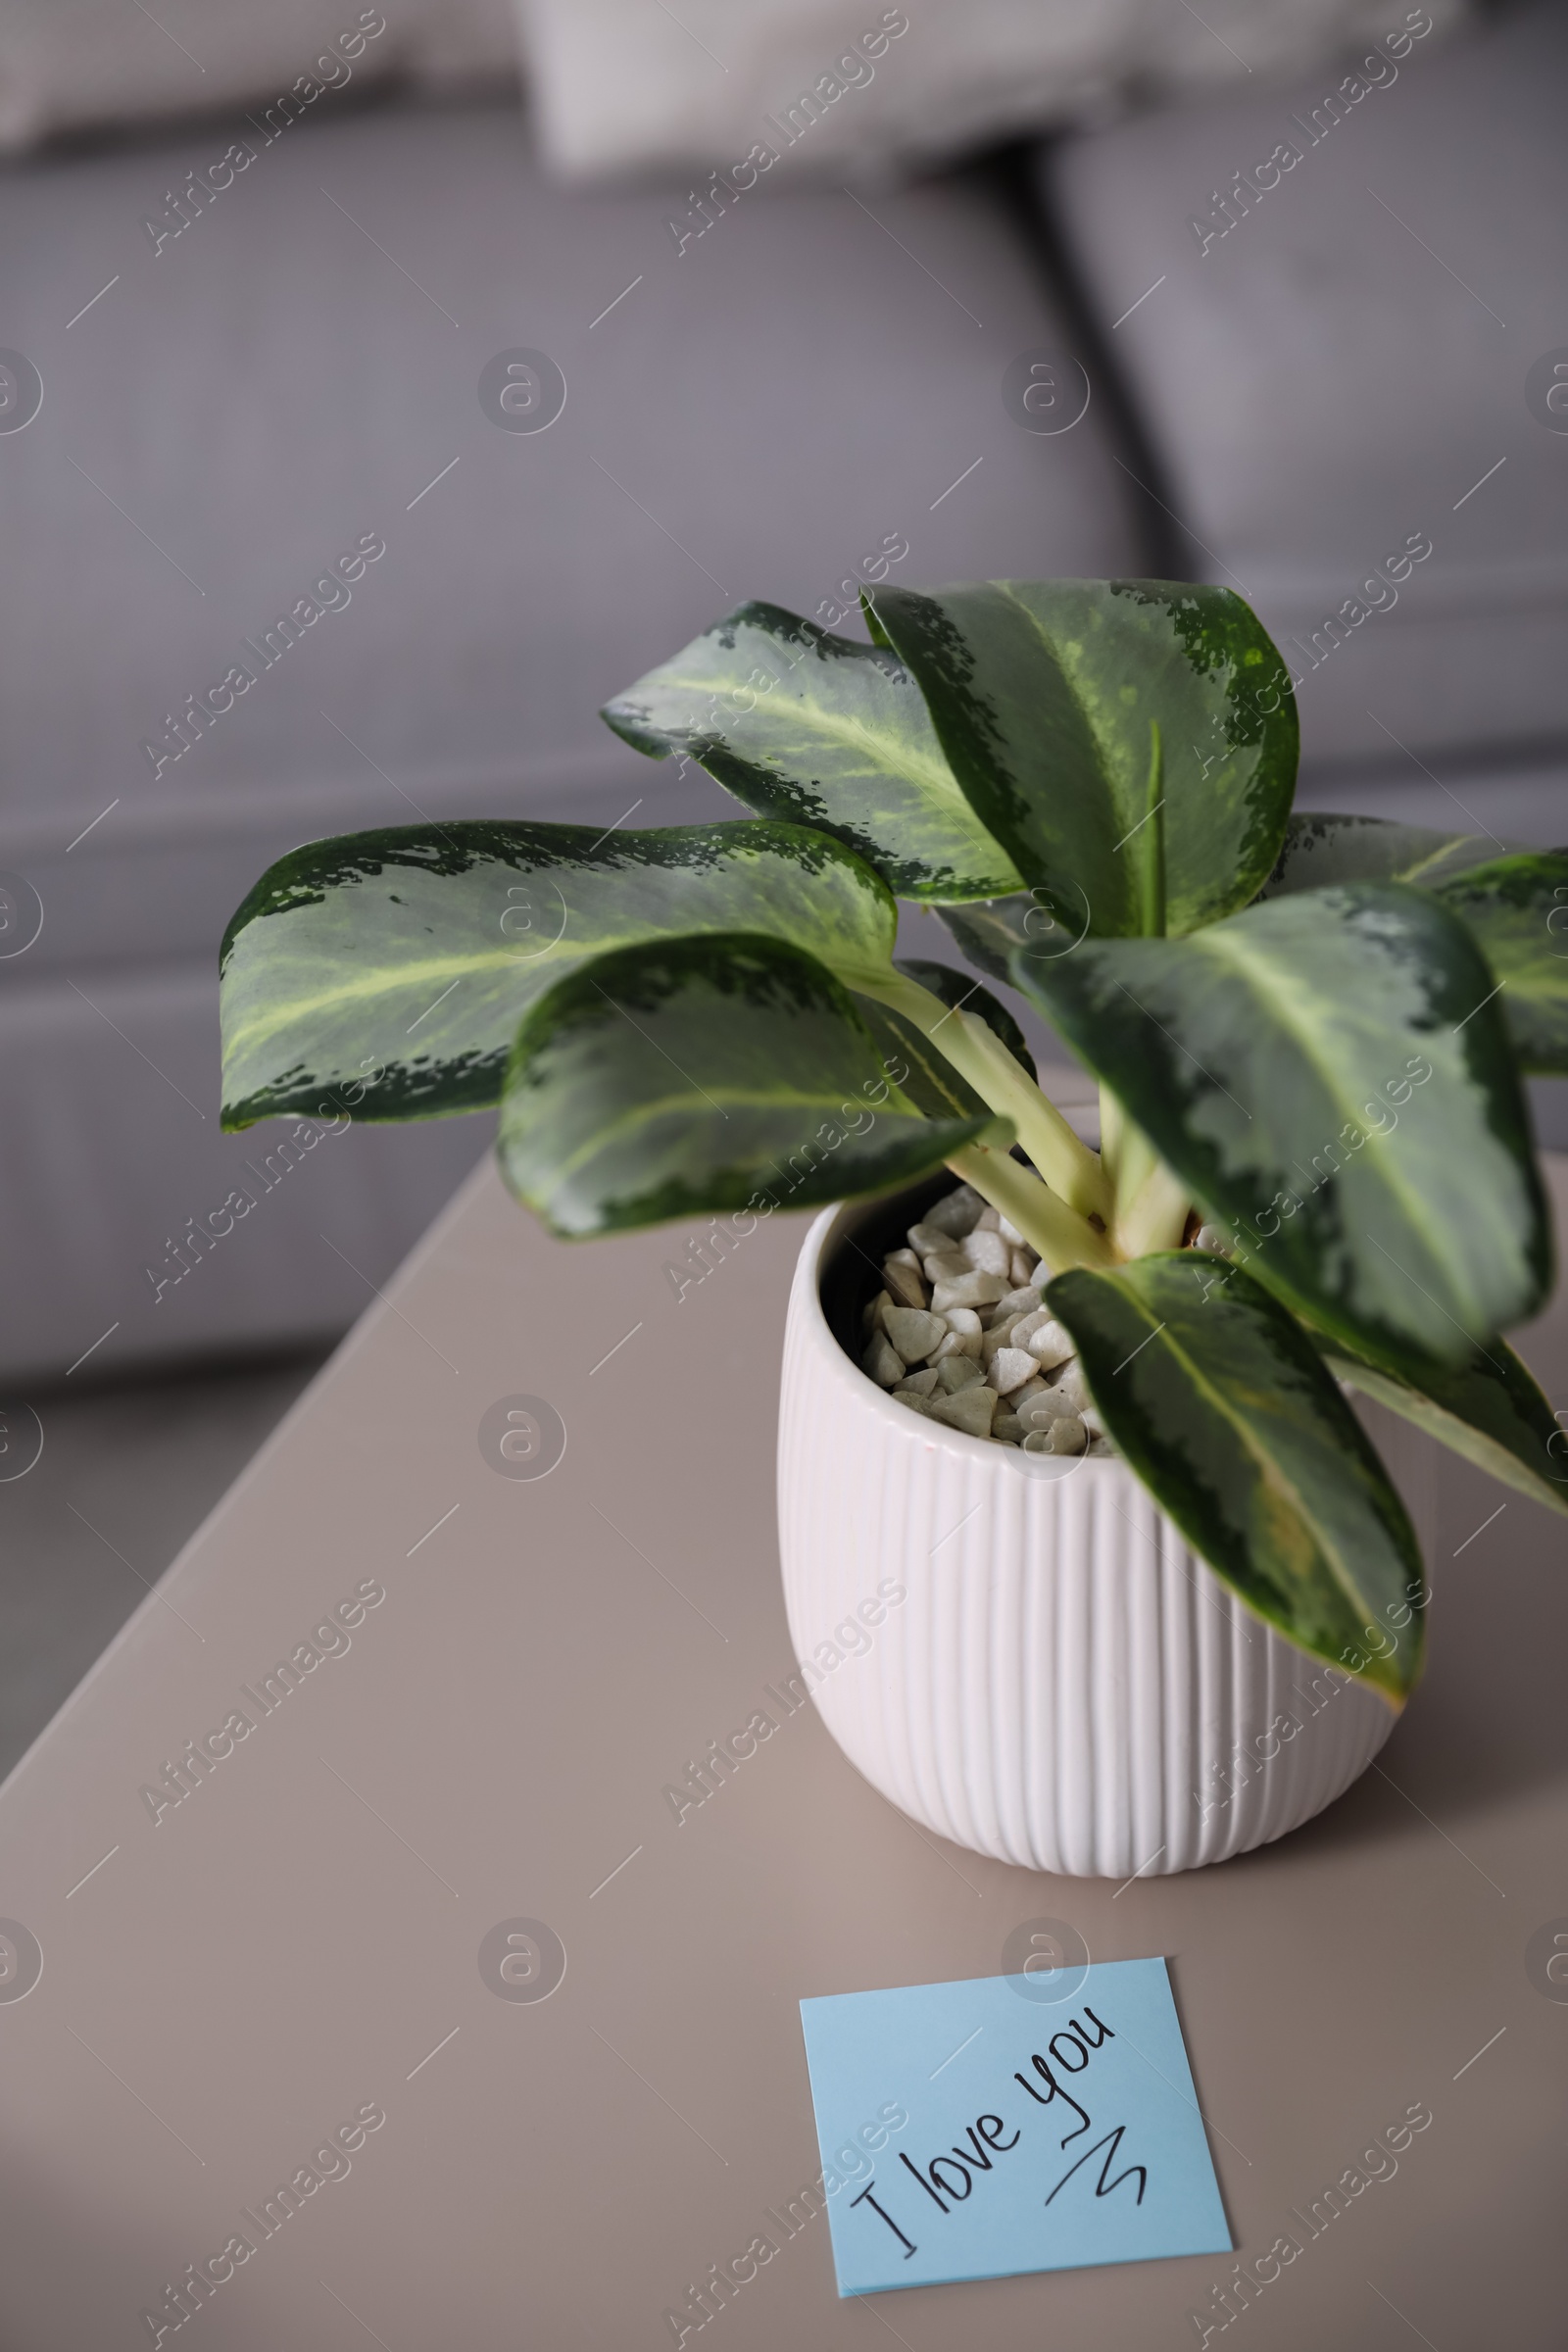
220,581,1567,1705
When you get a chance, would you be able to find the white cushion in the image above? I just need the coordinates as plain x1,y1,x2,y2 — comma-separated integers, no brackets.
1047,1,1568,765
0,0,518,152
520,0,1470,183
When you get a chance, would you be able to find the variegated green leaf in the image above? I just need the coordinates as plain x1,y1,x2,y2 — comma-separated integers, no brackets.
1434,849,1568,1073
1323,1334,1568,1519
1014,883,1552,1373
938,892,1087,993
498,932,988,1236
220,819,896,1128
600,601,1022,903
850,997,992,1125
892,956,1036,1078
1047,1252,1424,1702
1260,811,1513,898
866,578,1298,937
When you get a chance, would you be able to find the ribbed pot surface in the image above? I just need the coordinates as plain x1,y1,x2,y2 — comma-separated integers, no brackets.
778,1196,1396,1878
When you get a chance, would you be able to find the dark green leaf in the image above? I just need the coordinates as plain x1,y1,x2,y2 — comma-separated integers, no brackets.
220,819,896,1128
1322,1334,1568,1520
938,892,1094,995
865,578,1298,937
1263,822,1568,1070
1014,883,1551,1372
1434,849,1568,1073
498,932,990,1237
1046,1252,1425,1702
850,996,991,1125
892,956,1036,1078
1261,811,1512,899
600,601,1021,903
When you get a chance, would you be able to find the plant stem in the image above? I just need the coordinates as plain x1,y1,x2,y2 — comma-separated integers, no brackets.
1116,1159,1192,1258
945,1142,1116,1275
1105,1088,1192,1256
1111,1111,1159,1224
1099,1081,1125,1188
1140,720,1166,940
859,967,1109,1221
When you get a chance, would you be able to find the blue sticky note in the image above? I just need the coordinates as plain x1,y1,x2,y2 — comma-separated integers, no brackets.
799,1957,1231,2294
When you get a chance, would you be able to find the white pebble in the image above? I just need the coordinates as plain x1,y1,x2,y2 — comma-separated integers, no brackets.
980,1331,1019,1376
998,1215,1023,1245
960,1228,1011,1278
892,1388,931,1414
906,1222,956,1258
992,1413,1025,1445
884,1306,947,1365
937,1308,983,1359
899,1366,940,1396
1023,1416,1087,1455
932,1330,980,1362
862,1287,892,1336
987,1286,1040,1328
921,1250,970,1284
989,1348,1037,1396
975,1206,1003,1232
926,1384,998,1438
931,1272,1008,1312
882,1251,927,1309
1008,1249,1037,1288
861,1333,904,1389
1195,1225,1229,1253
1016,1389,1074,1431
936,1354,985,1395
921,1185,985,1239
1025,1318,1077,1370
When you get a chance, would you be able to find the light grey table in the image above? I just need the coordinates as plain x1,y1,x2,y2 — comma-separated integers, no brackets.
0,1146,1563,2350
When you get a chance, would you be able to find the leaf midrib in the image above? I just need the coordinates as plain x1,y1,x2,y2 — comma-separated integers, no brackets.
536,1085,934,1187
225,930,899,1062
1180,918,1457,1275
1325,1348,1568,1521
656,661,973,815
996,582,1112,814
1396,835,1486,885
1100,1281,1393,1634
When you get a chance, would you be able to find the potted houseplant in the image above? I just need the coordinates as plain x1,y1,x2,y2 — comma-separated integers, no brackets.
219,579,1566,1875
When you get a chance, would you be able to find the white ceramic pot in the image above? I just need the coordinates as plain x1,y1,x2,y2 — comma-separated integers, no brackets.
777,1188,1397,1878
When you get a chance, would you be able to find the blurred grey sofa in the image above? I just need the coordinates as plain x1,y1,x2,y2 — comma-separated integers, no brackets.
0,0,1560,1385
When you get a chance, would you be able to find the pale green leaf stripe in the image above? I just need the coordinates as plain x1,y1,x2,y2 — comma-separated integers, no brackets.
542,1083,887,1190
498,928,984,1235
1434,849,1568,1074
1048,1253,1422,1699
1180,908,1539,1319
1100,1284,1395,1635
602,602,1022,902
868,578,1297,938
220,819,897,1125
1016,884,1547,1369
1262,811,1517,898
1324,1347,1568,1519
1179,918,1450,1252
